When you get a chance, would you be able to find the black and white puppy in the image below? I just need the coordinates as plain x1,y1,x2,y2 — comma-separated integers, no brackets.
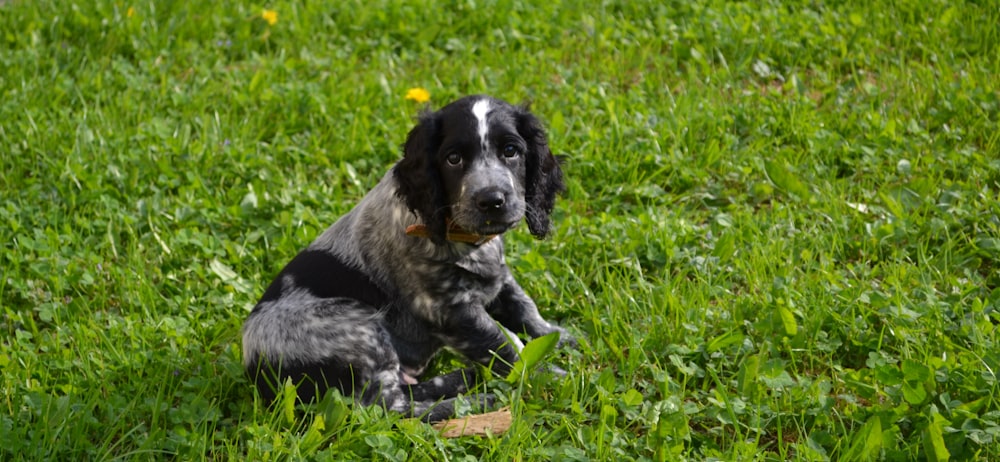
242,95,574,422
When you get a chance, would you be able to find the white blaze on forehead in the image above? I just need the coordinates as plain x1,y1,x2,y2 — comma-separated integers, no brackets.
472,99,492,148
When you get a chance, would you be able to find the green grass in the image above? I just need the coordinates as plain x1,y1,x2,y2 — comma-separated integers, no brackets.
2,0,999,459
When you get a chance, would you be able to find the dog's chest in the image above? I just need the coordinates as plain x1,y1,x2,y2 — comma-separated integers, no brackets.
453,246,505,278
398,246,507,319
424,251,504,295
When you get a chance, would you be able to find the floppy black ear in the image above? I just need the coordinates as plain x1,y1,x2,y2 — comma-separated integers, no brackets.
517,108,565,239
393,112,449,244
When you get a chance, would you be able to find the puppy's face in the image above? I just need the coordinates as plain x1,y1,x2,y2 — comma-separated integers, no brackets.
395,95,564,243
436,98,527,236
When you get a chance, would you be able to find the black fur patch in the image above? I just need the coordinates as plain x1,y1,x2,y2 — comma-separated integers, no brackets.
249,358,378,405
258,250,390,308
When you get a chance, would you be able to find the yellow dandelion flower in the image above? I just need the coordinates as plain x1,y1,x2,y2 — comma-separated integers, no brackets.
126,7,135,18
261,9,278,26
405,88,431,103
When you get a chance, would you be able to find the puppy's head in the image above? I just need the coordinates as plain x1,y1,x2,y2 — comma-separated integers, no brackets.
394,95,564,244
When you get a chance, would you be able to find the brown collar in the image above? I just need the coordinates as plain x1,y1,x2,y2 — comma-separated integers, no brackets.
404,222,498,246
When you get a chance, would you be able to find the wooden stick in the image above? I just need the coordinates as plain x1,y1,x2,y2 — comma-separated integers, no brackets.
432,407,512,438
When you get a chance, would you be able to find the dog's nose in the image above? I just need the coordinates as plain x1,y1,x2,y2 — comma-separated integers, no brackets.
475,189,506,211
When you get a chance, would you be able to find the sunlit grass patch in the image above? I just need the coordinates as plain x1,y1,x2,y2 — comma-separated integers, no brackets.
1,0,999,460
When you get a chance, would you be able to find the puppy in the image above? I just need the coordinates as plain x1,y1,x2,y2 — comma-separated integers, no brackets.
242,95,574,422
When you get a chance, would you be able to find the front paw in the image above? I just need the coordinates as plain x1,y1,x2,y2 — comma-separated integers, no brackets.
541,364,568,377
551,325,578,349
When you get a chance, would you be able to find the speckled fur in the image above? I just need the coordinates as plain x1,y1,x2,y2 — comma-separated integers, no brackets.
242,96,574,422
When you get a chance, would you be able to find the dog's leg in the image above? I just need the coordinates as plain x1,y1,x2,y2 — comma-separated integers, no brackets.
368,367,492,422
404,367,496,422
437,312,521,379
487,276,577,348
408,393,496,423
405,367,479,401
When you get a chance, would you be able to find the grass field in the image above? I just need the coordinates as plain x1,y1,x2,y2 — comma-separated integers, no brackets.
2,0,999,460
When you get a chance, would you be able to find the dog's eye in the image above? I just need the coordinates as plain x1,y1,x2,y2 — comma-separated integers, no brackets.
502,144,520,158
445,152,462,166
